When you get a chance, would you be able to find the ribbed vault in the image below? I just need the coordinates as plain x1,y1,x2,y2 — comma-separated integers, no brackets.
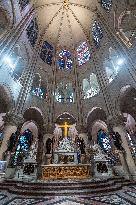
31,0,97,51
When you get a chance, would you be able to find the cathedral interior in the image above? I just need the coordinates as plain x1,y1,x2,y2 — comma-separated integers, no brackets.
0,0,136,204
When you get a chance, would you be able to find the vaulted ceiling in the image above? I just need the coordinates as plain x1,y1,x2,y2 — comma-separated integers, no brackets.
31,0,98,51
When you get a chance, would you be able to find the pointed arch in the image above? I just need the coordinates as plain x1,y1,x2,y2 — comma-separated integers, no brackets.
119,85,136,119
23,107,44,127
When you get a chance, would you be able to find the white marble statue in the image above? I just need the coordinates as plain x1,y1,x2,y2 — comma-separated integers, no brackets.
92,144,106,160
57,138,75,152
68,124,78,143
28,139,38,161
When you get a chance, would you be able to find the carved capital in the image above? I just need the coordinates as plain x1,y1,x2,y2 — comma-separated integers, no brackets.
3,112,24,127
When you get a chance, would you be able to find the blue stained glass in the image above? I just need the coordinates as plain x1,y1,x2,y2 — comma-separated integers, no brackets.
32,87,45,99
101,0,112,11
58,49,73,70
12,129,33,166
77,42,91,66
58,58,65,69
92,21,103,48
97,130,111,153
40,41,54,65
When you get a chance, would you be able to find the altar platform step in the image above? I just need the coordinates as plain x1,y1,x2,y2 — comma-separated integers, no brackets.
0,177,135,196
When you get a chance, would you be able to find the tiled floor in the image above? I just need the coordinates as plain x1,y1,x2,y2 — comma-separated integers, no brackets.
0,186,136,205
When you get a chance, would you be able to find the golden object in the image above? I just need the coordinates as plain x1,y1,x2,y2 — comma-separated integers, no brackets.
41,164,91,180
58,122,72,137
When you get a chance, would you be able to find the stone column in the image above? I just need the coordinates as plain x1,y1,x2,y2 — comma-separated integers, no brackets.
74,58,84,126
0,123,17,160
113,125,136,180
14,7,63,116
0,8,34,62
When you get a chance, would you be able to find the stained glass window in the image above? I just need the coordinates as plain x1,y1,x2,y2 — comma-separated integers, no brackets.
119,12,136,47
40,41,54,65
105,47,124,83
19,0,29,10
26,18,38,47
57,49,73,70
101,0,112,11
77,42,91,66
32,87,47,99
55,82,74,103
82,73,100,99
12,129,33,166
97,130,111,153
92,21,103,48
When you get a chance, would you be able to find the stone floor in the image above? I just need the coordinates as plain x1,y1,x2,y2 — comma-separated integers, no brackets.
0,186,136,205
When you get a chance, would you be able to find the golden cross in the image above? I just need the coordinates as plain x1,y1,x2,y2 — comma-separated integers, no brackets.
58,122,71,137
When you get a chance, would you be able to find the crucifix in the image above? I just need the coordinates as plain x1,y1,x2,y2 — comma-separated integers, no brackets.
58,122,71,137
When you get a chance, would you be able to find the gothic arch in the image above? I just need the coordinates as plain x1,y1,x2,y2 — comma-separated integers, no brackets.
0,84,14,112
86,107,107,140
23,107,44,127
87,107,107,125
21,120,39,140
119,85,136,120
82,73,100,99
56,112,76,125
91,120,108,142
123,113,136,134
117,10,136,47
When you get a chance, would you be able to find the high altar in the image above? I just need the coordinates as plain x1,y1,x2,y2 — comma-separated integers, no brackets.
41,121,91,180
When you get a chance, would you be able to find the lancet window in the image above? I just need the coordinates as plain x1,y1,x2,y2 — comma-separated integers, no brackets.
82,73,100,99
101,0,112,11
31,74,47,99
105,47,124,83
12,129,33,166
26,18,38,47
97,130,111,153
92,21,103,48
77,42,91,66
57,49,73,70
118,11,136,47
40,41,54,65
55,82,74,103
